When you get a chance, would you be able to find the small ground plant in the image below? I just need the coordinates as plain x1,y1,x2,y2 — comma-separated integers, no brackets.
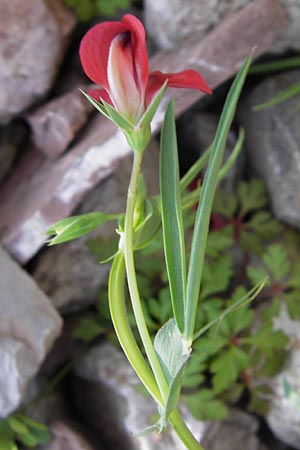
78,177,295,421
46,12,294,450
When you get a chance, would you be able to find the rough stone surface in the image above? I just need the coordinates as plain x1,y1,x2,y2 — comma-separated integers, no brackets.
0,0,76,124
0,117,130,263
43,421,100,450
238,70,300,229
73,343,206,450
0,0,286,263
266,305,300,449
201,409,261,450
72,342,264,450
26,88,94,160
145,0,296,53
0,246,62,417
33,140,159,312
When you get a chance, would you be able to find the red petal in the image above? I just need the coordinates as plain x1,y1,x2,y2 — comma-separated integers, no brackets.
79,21,127,89
147,70,212,104
87,88,114,106
122,14,149,93
107,33,143,121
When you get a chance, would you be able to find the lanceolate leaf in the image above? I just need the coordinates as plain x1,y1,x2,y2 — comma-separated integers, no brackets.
138,81,168,129
184,53,253,344
160,100,186,332
47,212,121,245
101,99,134,132
154,319,190,423
79,89,111,120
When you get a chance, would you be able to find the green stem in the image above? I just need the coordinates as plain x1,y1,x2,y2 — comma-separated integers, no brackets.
109,150,205,449
108,252,162,406
170,410,205,450
109,252,205,449
123,151,169,402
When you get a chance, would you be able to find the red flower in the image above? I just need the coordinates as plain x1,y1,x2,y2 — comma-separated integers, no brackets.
79,14,211,124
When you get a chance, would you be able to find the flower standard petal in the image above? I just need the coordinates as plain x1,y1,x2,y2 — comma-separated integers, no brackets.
122,14,149,93
107,32,143,122
79,21,127,89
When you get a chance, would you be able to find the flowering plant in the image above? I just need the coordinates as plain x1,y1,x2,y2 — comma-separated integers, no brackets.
47,13,260,450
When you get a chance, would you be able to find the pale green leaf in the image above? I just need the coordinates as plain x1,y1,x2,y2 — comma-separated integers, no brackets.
47,212,121,245
185,53,253,343
160,100,186,332
154,319,189,422
138,81,168,128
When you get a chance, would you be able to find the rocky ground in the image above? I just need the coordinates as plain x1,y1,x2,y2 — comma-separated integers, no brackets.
0,0,300,449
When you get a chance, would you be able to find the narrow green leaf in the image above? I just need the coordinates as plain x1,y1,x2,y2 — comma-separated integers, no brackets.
154,319,190,422
47,212,121,245
193,276,268,341
249,57,300,74
253,81,300,111
80,89,111,120
180,128,244,212
180,145,211,192
101,99,134,131
184,53,253,345
160,100,186,332
134,197,161,250
80,90,134,132
138,80,168,129
218,127,245,181
108,253,162,406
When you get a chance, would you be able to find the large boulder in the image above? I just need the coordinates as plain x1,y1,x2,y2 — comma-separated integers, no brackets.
0,0,76,124
0,246,62,417
238,70,300,229
145,0,296,53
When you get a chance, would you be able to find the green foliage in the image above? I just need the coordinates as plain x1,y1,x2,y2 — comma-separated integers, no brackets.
0,414,51,450
154,319,190,427
184,389,228,421
247,242,300,320
47,212,121,246
76,177,298,421
213,178,281,253
64,0,132,21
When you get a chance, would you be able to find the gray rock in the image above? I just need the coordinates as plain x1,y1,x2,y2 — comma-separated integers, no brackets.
201,409,260,450
145,0,297,53
72,343,206,450
23,376,67,426
0,246,62,417
33,140,159,312
145,0,248,50
0,116,131,264
43,421,100,450
0,0,284,263
266,305,300,449
26,88,94,160
72,342,264,450
0,0,76,124
238,70,300,229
